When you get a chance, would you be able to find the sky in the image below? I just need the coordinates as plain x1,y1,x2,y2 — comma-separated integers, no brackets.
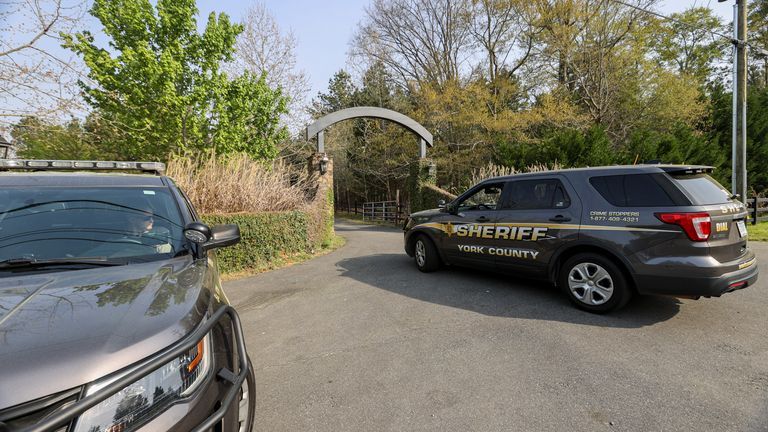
197,0,738,100
0,0,741,133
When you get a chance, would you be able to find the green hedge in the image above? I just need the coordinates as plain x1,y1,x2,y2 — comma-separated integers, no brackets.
203,211,311,273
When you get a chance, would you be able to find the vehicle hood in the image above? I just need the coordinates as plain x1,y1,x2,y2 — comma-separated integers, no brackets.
0,256,212,409
410,208,444,219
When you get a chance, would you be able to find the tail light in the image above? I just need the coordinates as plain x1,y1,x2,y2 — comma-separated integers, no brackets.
655,212,711,241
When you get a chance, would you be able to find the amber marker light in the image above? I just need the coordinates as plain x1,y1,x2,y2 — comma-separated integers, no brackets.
187,339,206,373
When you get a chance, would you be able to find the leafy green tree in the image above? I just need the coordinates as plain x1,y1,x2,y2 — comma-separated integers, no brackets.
652,7,727,85
310,70,357,116
745,88,768,192
11,116,104,160
209,72,287,160
705,84,768,192
550,125,614,167
64,0,287,161
749,0,768,87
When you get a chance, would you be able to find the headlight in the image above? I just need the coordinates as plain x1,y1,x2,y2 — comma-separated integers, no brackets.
74,334,212,432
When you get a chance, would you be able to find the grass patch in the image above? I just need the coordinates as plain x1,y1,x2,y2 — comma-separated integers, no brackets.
747,222,768,241
221,234,346,281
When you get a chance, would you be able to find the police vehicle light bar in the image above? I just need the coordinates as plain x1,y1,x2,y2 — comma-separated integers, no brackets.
0,159,165,174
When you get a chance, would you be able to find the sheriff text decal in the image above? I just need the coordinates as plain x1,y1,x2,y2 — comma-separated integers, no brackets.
435,222,549,241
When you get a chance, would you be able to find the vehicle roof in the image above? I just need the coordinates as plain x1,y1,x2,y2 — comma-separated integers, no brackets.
0,171,167,187
484,164,714,182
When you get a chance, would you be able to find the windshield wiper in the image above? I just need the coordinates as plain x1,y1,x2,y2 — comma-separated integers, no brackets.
0,257,122,269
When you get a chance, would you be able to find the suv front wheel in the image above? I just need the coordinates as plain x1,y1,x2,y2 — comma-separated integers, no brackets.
414,236,440,272
559,253,631,313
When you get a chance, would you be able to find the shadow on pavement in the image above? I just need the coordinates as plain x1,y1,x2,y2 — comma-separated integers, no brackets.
335,253,681,328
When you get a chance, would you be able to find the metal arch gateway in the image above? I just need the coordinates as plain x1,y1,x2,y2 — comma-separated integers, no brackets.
305,107,434,158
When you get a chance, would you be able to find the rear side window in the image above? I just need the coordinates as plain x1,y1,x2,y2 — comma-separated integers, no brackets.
668,174,732,205
504,179,570,210
590,173,689,207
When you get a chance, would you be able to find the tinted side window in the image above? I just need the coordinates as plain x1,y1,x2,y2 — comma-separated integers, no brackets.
178,188,199,220
590,173,687,207
167,179,199,220
669,174,732,205
457,182,505,211
504,179,570,210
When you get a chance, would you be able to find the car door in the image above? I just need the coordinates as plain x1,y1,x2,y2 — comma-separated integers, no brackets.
441,181,505,269
492,176,581,276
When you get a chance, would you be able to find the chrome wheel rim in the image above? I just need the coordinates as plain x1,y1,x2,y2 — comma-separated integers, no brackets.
568,262,614,306
237,377,250,432
415,240,426,267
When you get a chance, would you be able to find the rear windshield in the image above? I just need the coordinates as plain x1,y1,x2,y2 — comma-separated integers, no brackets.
0,187,187,266
589,173,689,207
668,173,733,205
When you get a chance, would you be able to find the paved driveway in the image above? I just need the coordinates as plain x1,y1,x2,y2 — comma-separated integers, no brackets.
224,219,768,432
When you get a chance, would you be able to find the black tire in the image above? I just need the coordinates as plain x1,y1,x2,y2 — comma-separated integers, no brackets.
237,358,256,432
558,253,632,313
413,235,440,273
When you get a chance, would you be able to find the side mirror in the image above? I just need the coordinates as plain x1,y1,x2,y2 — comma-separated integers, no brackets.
438,199,446,209
184,222,212,244
204,224,241,250
184,222,241,251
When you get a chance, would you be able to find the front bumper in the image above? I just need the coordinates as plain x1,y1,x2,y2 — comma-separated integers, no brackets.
8,306,250,432
635,256,759,298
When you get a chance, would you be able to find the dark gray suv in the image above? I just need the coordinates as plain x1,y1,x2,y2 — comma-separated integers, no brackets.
0,160,254,432
404,165,758,312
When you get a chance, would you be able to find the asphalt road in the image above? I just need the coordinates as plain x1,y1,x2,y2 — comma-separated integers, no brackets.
224,219,768,432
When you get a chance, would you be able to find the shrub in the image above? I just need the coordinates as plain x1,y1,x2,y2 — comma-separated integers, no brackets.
168,152,336,275
203,212,311,273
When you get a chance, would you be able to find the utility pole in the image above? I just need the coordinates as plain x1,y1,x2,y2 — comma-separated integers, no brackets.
722,0,748,201
735,0,748,203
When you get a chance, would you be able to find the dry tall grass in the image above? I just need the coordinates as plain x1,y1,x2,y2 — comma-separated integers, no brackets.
167,152,311,214
467,162,562,187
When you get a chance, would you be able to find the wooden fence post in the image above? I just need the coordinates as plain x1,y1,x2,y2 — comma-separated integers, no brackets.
753,193,759,225
395,189,400,225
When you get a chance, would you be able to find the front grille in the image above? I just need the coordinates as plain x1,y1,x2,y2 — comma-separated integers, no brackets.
0,388,81,432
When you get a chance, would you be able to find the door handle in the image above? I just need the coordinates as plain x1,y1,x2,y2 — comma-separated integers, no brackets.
476,216,490,222
549,215,571,222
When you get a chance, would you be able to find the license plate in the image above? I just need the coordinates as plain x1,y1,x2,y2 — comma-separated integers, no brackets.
737,220,747,238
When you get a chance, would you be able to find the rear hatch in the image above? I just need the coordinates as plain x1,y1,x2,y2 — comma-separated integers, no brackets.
663,167,748,263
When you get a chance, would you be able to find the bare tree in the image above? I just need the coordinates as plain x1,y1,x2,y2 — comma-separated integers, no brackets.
228,2,311,133
0,0,88,132
469,0,539,84
530,0,664,139
352,0,474,89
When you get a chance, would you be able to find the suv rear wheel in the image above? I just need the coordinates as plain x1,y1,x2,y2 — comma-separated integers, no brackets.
559,253,631,313
414,236,440,272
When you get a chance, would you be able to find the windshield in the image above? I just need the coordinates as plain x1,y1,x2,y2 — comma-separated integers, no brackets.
0,187,187,268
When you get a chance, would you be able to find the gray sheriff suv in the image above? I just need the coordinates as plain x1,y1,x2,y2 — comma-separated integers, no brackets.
404,165,758,312
0,160,254,432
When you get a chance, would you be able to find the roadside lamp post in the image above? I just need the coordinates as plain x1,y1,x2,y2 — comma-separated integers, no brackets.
319,154,329,175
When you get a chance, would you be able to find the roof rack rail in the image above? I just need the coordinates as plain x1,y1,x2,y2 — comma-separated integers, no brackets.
0,160,165,175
